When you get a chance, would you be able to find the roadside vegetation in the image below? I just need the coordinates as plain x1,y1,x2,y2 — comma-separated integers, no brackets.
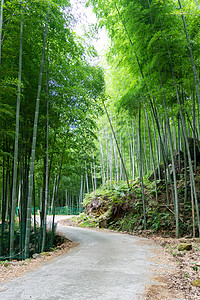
74,166,200,238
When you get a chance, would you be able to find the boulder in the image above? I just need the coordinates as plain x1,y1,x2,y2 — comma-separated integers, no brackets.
178,243,192,251
173,150,184,173
32,253,41,259
99,219,107,228
174,150,184,161
98,209,111,228
148,164,165,181
85,199,107,216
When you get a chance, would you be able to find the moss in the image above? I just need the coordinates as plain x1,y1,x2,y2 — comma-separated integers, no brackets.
192,279,200,287
178,243,192,251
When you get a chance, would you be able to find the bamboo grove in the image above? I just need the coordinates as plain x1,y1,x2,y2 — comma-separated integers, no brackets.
89,0,200,238
2,0,200,260
0,0,104,260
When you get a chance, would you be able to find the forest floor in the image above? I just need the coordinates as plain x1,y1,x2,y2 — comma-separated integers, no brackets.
60,217,200,299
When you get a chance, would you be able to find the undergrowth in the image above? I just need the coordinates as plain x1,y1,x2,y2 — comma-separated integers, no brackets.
78,176,198,237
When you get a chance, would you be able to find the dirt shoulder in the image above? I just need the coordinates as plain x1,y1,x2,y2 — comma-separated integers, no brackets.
0,238,78,283
145,236,200,300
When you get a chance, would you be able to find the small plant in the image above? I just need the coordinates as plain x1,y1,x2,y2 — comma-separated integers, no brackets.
191,263,198,271
172,251,178,256
194,246,200,251
1,260,9,267
25,258,31,262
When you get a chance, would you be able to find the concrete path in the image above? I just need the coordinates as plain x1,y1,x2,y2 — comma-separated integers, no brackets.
0,218,171,300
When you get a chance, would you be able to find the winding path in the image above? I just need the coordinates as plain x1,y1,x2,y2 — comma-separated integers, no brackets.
0,218,172,300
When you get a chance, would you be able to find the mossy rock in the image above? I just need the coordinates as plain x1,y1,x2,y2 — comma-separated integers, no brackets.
99,219,107,228
192,279,200,287
41,252,51,257
98,210,111,228
178,243,192,251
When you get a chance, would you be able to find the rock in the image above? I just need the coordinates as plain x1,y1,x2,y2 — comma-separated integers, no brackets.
8,261,19,266
174,150,184,161
98,209,112,228
183,235,192,239
195,262,200,267
148,164,165,181
32,253,41,259
176,252,184,257
41,252,51,257
85,199,107,216
99,219,107,228
192,279,200,287
178,243,192,251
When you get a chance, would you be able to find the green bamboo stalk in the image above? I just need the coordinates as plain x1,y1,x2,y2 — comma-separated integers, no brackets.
103,100,130,188
10,9,23,258
159,16,200,236
103,125,109,182
139,100,146,229
98,131,105,184
144,102,158,201
41,60,49,253
51,144,66,245
24,19,48,258
0,0,4,68
85,161,89,193
177,0,200,111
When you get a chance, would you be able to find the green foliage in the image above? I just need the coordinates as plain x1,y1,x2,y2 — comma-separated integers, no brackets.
74,213,99,228
1,260,9,267
0,0,105,259
81,171,199,236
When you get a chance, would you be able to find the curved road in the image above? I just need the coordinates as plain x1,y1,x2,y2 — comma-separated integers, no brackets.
0,218,171,300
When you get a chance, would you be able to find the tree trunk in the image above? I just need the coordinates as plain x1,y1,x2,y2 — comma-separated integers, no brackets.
24,19,48,258
104,126,109,182
144,102,158,201
98,131,105,185
85,161,89,193
139,100,146,229
10,10,23,257
103,100,130,188
0,0,4,68
41,63,49,253
92,150,97,191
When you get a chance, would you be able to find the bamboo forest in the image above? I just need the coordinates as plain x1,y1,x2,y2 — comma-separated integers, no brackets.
1,0,200,262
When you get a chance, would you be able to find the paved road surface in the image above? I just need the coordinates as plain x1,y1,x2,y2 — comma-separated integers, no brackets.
0,217,171,300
